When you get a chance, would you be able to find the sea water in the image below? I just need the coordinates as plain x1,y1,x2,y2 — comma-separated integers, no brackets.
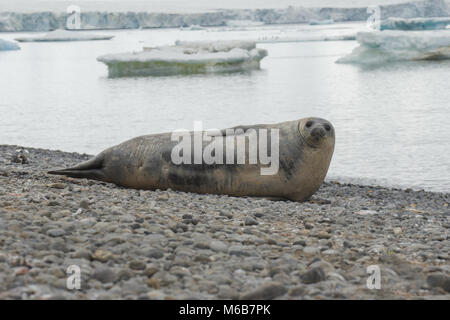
0,23,449,192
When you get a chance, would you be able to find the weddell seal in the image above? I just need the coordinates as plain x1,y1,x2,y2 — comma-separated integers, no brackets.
48,117,335,202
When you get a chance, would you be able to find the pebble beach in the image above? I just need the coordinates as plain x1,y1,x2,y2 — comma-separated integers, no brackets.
0,144,449,299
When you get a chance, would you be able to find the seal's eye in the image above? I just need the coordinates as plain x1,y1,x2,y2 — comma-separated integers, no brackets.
324,124,331,131
305,121,313,128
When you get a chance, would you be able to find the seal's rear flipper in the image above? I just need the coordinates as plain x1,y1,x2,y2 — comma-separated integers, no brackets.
48,168,106,180
48,154,106,181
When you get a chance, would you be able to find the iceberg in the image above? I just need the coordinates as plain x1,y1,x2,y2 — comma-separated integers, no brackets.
14,29,114,42
97,41,267,77
0,38,20,50
380,17,450,30
336,30,450,64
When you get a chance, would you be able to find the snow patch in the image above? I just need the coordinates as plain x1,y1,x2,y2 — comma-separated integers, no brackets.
173,40,257,52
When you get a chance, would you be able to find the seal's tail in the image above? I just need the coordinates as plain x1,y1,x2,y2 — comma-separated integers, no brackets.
48,154,106,181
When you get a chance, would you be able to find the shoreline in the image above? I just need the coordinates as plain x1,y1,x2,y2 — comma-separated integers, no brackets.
0,144,449,299
2,144,448,195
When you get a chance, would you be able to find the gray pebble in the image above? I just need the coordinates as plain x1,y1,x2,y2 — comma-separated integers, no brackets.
129,260,146,271
300,267,326,284
240,282,287,300
92,268,116,283
244,217,259,226
47,228,66,237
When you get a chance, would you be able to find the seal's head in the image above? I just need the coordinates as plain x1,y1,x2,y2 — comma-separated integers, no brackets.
298,117,335,149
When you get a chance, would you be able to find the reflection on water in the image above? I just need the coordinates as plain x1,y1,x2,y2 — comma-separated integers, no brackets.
0,25,449,192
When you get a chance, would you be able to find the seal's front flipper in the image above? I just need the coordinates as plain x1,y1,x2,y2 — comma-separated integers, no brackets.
48,154,106,181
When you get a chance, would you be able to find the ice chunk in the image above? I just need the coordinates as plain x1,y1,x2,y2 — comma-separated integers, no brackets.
14,29,114,42
380,17,450,30
0,38,20,50
309,19,334,25
97,41,267,77
337,30,450,64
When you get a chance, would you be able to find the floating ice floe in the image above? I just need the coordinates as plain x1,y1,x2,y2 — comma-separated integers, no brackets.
380,17,450,31
309,19,334,25
97,41,268,77
0,38,20,50
336,30,450,64
14,29,114,42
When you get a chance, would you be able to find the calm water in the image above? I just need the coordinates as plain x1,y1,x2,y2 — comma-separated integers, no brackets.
1,23,449,192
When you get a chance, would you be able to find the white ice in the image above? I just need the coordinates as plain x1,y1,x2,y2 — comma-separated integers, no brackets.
337,30,450,64
180,25,205,31
257,34,356,43
380,17,450,30
2,0,448,32
0,38,20,50
173,40,257,52
14,29,114,42
97,41,268,77
226,20,265,27
309,19,334,25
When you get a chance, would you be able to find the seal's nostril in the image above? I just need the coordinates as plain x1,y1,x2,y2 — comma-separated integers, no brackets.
306,121,313,128
319,128,326,136
324,124,331,131
311,127,325,138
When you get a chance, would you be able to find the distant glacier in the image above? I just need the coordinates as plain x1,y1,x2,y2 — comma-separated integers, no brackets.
0,0,449,32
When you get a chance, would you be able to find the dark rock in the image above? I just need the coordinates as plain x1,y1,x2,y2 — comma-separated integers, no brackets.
129,260,146,270
427,273,450,292
240,282,287,300
92,268,116,283
300,267,326,284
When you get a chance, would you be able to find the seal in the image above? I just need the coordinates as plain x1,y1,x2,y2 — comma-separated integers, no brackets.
48,117,335,202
